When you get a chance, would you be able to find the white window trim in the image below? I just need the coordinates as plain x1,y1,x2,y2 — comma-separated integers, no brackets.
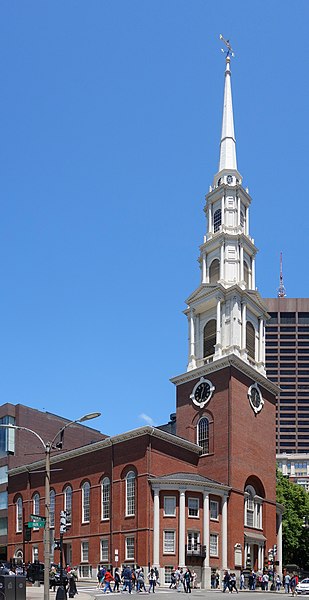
188,497,199,518
64,486,72,525
81,540,89,562
16,498,22,533
100,538,109,562
126,472,136,517
101,477,110,521
209,533,219,557
82,482,90,524
163,529,176,555
187,530,200,551
210,499,219,521
125,536,135,560
163,496,176,517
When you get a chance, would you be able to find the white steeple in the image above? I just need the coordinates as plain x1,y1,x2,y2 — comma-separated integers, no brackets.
184,40,269,378
219,56,237,172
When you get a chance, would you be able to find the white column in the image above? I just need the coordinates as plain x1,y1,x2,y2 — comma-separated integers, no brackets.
221,195,225,227
251,256,255,289
202,492,211,590
221,495,228,570
208,204,212,233
202,252,207,284
188,309,196,370
220,244,224,280
261,545,264,572
259,317,263,363
240,244,244,281
237,196,241,226
241,302,246,351
246,207,249,235
277,511,283,578
153,488,160,567
216,298,222,349
178,490,186,568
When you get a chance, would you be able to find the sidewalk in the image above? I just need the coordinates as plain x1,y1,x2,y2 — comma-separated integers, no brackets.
26,585,93,600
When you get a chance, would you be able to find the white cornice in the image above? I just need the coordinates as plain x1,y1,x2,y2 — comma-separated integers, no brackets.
9,426,201,477
149,477,230,494
170,353,280,396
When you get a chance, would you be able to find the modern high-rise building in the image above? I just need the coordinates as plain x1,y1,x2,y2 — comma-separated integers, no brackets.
264,298,309,454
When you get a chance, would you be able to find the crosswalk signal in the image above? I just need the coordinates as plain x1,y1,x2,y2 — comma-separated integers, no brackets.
24,523,31,542
60,510,67,534
273,544,277,555
54,539,61,551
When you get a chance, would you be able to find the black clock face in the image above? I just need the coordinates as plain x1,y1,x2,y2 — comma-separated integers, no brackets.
194,382,211,404
251,388,261,408
227,175,233,183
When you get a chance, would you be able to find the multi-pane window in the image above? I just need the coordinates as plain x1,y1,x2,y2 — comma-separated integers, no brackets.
64,486,72,525
210,534,218,556
126,471,136,517
81,541,89,562
49,490,55,528
0,492,7,510
0,416,15,455
16,497,22,533
101,478,110,520
100,539,109,562
187,531,200,551
188,497,199,517
244,486,262,529
82,482,90,523
198,418,209,455
0,466,8,485
246,322,255,360
164,567,173,584
164,496,176,517
210,500,219,520
33,493,40,530
213,209,222,233
126,537,135,560
163,530,175,554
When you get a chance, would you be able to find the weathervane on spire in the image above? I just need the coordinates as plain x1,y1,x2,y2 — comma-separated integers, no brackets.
219,34,235,58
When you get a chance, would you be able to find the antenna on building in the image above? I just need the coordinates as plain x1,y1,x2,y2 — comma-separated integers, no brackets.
219,34,235,58
277,252,286,298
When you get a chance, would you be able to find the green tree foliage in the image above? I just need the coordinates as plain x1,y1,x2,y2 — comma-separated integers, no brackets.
277,469,309,568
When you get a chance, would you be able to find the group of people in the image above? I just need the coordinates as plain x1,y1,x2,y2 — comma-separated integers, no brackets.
169,567,197,592
223,571,239,593
275,573,299,594
96,565,161,593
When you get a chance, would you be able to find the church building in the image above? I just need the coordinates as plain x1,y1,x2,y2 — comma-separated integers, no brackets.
7,50,282,588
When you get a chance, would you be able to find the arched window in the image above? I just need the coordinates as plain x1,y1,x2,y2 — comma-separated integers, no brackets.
82,482,90,523
209,259,220,284
240,211,245,230
198,418,209,455
16,497,22,533
126,471,136,517
213,209,222,233
203,320,216,359
246,322,255,360
101,477,110,520
49,490,55,528
244,485,262,529
244,261,249,287
33,493,40,529
64,486,72,525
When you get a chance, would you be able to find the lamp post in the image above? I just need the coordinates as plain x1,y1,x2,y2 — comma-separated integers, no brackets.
0,411,101,600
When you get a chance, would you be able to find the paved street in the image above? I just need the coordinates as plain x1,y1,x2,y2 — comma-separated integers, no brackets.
25,586,291,600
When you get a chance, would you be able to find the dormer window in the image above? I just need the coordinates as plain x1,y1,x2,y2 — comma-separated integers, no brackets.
213,209,222,233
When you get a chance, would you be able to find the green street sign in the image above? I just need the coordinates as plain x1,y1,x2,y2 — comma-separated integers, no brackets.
28,521,46,528
30,514,46,522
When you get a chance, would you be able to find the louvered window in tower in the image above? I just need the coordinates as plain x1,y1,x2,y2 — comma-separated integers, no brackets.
240,211,245,229
209,259,220,284
203,320,216,359
244,261,249,287
246,322,255,360
213,209,222,232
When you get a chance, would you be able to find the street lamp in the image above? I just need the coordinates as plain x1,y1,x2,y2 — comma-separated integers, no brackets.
0,411,101,600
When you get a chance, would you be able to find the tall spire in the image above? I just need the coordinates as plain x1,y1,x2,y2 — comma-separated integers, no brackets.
218,38,237,173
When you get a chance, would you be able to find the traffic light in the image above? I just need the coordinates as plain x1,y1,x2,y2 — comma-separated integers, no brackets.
24,523,31,542
60,510,67,534
273,544,277,555
54,539,61,551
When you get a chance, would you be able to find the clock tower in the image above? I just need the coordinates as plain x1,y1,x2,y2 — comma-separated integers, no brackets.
171,49,279,574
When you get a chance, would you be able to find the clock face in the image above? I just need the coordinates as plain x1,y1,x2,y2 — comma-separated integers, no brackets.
248,383,264,414
190,378,215,408
227,174,233,184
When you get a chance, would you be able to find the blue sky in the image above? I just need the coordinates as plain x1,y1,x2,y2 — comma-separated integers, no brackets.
0,1,307,437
